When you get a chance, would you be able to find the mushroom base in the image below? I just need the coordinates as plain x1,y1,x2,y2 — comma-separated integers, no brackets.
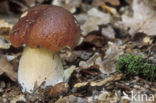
18,47,64,92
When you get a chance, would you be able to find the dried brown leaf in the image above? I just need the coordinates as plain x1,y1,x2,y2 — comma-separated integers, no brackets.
93,0,120,6
79,52,100,69
49,82,69,98
0,56,17,81
104,0,120,6
73,82,88,88
90,73,122,86
84,34,107,47
0,20,12,37
99,42,123,74
0,38,11,49
81,8,111,36
116,0,156,36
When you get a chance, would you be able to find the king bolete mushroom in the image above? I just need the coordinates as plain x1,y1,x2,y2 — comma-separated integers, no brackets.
10,5,80,92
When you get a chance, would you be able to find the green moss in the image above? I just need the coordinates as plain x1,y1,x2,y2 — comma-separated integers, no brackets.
115,54,156,81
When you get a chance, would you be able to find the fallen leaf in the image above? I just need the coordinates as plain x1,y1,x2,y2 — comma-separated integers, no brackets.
0,56,17,81
73,82,88,88
79,52,100,69
64,65,76,81
132,33,154,49
104,0,120,6
74,14,88,25
116,0,156,36
0,19,12,38
55,96,69,103
100,3,118,15
55,95,88,103
93,0,120,6
102,26,115,39
81,8,111,36
98,89,121,103
74,51,92,60
78,47,122,75
0,38,11,49
10,94,25,103
49,82,69,97
5,53,21,61
52,0,82,13
90,73,122,86
25,0,37,7
84,34,107,47
99,42,123,74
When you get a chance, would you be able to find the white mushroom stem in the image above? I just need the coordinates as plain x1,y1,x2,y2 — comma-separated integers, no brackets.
18,47,64,92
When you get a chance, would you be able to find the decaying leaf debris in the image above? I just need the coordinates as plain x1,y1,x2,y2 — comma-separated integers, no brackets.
0,56,17,81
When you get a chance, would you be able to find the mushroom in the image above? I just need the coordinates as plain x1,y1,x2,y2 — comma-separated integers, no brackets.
10,5,80,92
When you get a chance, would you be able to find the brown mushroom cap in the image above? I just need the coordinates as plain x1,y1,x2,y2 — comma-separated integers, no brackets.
10,5,80,52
